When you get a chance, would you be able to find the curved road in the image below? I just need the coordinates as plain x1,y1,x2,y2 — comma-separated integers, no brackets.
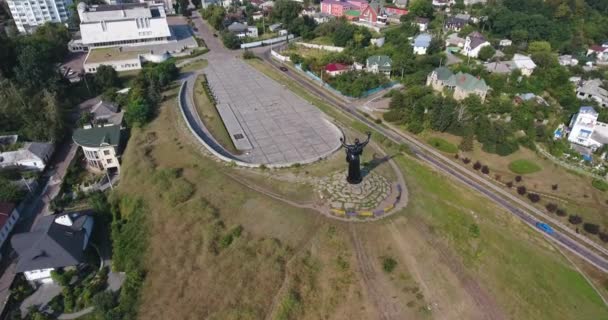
257,49,608,273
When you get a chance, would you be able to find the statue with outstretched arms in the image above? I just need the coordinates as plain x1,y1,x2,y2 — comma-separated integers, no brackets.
340,132,371,184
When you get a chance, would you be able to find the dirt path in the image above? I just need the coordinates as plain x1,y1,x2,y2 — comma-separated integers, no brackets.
349,224,403,320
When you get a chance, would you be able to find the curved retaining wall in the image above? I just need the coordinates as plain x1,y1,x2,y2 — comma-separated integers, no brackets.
177,81,343,168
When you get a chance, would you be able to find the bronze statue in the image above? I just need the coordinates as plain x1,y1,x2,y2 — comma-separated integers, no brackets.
340,132,371,184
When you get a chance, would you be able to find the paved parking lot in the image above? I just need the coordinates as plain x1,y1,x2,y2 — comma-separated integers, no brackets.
204,58,342,164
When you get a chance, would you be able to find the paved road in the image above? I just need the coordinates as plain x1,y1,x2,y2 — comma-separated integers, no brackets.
257,49,608,273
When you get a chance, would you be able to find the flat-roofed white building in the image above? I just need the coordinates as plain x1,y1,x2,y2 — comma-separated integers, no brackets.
7,0,72,33
77,2,172,48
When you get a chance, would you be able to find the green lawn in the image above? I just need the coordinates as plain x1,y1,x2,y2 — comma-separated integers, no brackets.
508,159,542,174
427,137,458,153
192,74,239,155
592,179,608,192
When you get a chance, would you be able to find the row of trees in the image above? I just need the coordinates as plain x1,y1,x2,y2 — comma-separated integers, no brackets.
0,23,72,142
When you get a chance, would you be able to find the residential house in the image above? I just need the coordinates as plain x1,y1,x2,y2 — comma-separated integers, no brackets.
269,23,282,32
483,61,515,74
445,33,465,49
444,16,467,31
366,55,392,77
384,5,408,16
414,17,429,32
512,54,536,76
0,142,54,172
499,39,512,47
252,12,264,20
11,212,94,286
301,7,317,16
426,67,490,102
587,44,608,63
463,31,490,58
0,203,20,252
344,10,361,21
559,54,579,67
227,21,248,34
359,0,382,25
87,100,124,127
567,106,608,150
413,33,432,55
325,63,351,77
73,125,122,173
463,0,486,5
312,12,333,24
576,79,608,108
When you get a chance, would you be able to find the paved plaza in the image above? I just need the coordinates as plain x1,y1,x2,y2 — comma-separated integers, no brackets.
204,58,342,164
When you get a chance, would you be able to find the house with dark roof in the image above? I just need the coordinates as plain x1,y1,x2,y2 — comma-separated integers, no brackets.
444,16,467,31
366,55,392,76
414,17,429,31
587,44,608,63
426,67,490,102
0,202,20,254
73,125,122,173
86,100,124,128
463,31,490,58
11,212,94,285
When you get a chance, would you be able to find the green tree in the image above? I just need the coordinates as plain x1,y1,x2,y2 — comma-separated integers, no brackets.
459,131,474,151
478,45,496,61
332,23,355,47
272,0,303,25
125,98,151,127
0,177,25,202
178,0,190,15
191,0,201,8
409,0,433,18
221,32,241,49
94,65,120,92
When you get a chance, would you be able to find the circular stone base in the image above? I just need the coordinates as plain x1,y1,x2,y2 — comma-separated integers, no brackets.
316,170,400,219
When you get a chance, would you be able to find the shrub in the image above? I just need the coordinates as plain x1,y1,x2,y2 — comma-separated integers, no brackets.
592,179,608,192
545,203,557,212
462,157,471,164
481,165,489,174
568,215,583,225
552,184,558,190
242,50,256,59
517,186,527,195
515,175,522,182
454,154,459,159
473,161,482,170
556,208,567,217
583,223,600,235
494,174,501,181
600,232,608,243
382,256,398,273
506,181,513,188
469,223,480,238
527,193,541,203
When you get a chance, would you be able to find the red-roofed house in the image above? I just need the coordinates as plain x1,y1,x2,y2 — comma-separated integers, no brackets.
0,203,20,251
587,44,608,63
384,6,408,16
325,63,351,77
321,0,368,17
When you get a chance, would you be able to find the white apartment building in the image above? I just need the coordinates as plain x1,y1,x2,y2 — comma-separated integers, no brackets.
7,0,72,33
77,2,171,48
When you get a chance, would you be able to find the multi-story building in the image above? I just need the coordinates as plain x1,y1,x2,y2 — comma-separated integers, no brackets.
7,0,72,33
320,0,368,17
77,2,171,49
576,79,608,108
72,125,122,173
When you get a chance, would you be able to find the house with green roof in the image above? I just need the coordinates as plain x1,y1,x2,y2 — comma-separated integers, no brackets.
426,67,490,102
72,125,122,173
366,55,392,77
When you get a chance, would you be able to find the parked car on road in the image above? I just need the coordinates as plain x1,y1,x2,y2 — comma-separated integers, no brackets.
279,66,288,72
535,222,554,235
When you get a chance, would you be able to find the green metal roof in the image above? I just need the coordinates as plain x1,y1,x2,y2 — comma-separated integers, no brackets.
73,125,121,148
367,55,392,70
345,10,360,16
434,67,453,81
451,71,489,92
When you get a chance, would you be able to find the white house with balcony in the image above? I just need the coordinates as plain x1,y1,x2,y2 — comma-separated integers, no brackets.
73,125,122,173
567,106,608,151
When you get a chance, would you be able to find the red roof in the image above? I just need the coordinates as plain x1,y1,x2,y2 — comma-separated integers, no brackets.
590,45,608,52
325,63,350,72
0,202,15,229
